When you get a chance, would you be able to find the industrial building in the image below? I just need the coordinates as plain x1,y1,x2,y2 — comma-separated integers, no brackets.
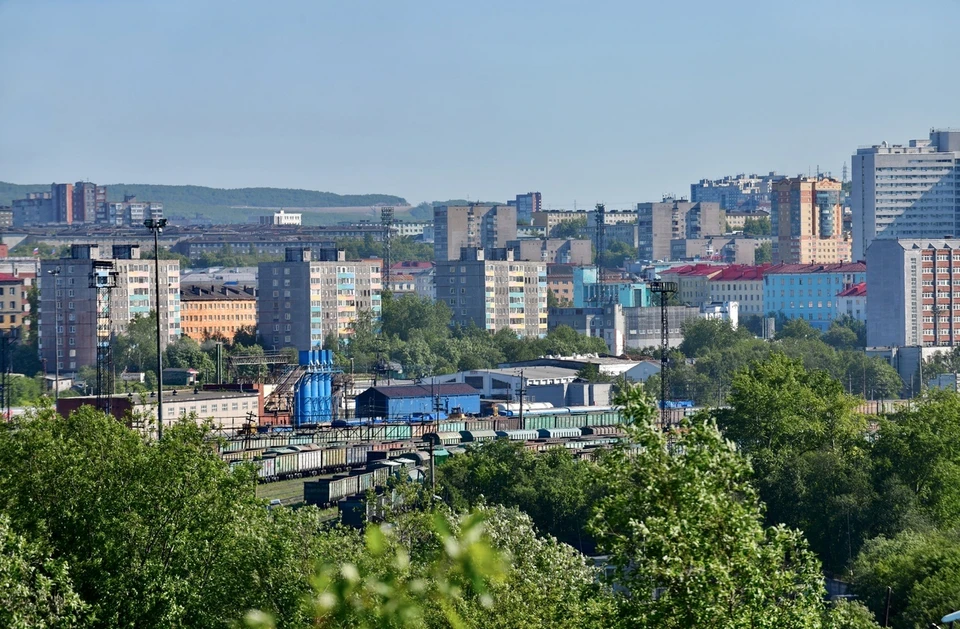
355,383,480,420
425,366,612,408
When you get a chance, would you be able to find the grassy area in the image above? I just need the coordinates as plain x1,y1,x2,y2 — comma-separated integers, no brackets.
255,476,337,522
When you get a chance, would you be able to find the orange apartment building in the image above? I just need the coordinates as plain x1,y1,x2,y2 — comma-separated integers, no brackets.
180,283,257,342
0,273,34,333
772,176,851,264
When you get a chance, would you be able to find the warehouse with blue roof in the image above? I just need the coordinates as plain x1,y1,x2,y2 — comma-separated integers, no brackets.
355,383,481,420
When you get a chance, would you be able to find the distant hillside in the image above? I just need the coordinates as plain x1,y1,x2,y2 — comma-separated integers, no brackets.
0,182,408,225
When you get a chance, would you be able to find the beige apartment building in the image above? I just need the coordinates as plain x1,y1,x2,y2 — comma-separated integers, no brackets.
772,176,851,264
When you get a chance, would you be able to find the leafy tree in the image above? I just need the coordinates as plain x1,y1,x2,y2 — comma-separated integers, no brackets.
715,354,881,572
776,317,822,341
437,440,602,552
824,315,867,350
851,528,960,629
678,318,751,357
0,513,88,628
0,405,315,628
164,335,217,383
871,389,960,525
591,386,829,627
547,288,560,308
754,241,772,264
742,216,772,237
549,217,587,239
599,241,636,268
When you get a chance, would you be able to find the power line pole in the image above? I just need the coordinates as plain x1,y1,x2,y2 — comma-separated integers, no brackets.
517,369,526,431
145,218,167,439
46,266,61,403
649,281,678,428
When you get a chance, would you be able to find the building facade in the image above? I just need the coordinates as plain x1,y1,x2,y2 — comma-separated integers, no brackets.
259,210,302,226
99,195,164,227
771,176,850,264
257,247,381,351
762,262,866,331
513,192,542,224
852,130,960,260
39,244,181,374
659,264,726,307
866,239,960,348
707,265,768,317
637,198,724,261
435,248,546,337
180,283,257,342
433,205,518,262
12,192,55,226
572,267,651,308
691,172,784,211
0,273,33,333
508,238,592,265
836,282,866,323
73,182,107,224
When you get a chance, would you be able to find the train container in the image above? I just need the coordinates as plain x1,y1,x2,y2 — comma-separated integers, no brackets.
354,470,375,493
438,421,466,433
406,451,431,466
370,459,402,478
323,446,348,470
254,455,277,480
346,445,368,467
495,429,539,441
274,452,299,477
387,444,417,459
336,473,360,498
537,427,583,440
394,457,417,472
460,430,497,443
384,425,412,441
305,477,349,507
581,425,622,436
422,431,462,447
446,446,466,457
432,448,450,466
293,444,323,472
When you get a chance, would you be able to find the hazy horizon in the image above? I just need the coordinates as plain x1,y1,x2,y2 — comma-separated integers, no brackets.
2,0,958,209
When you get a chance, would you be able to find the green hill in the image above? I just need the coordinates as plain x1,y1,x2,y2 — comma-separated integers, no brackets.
0,182,408,225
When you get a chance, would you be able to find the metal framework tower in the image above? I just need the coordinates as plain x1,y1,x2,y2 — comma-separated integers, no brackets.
90,261,118,414
594,203,606,269
381,206,394,288
649,280,678,428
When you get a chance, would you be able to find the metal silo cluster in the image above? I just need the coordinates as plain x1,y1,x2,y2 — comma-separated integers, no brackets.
294,349,336,427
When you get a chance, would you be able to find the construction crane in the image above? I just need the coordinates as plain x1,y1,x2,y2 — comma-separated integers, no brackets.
90,261,118,415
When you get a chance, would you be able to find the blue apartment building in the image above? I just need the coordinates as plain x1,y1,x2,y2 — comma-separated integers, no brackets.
762,262,866,331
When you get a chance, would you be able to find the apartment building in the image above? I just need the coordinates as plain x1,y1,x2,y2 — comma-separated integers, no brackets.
0,273,33,333
546,264,575,306
435,247,546,338
257,247,381,351
836,283,866,324
531,211,587,235
73,182,107,224
180,283,257,342
637,198,725,261
670,236,765,264
433,204,517,261
508,238,592,265
852,130,960,260
707,265,769,317
762,262,866,331
100,195,164,227
691,172,784,211
573,267,651,308
771,176,850,264
866,239,960,348
512,192,542,224
725,209,770,231
39,244,180,374
659,263,726,307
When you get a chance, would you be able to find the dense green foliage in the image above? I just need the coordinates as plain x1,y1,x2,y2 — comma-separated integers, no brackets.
741,216,772,237
437,440,601,552
754,240,772,264
646,318,901,405
337,292,608,375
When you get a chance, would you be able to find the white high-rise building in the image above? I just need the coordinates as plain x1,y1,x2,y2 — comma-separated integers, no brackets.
851,129,960,260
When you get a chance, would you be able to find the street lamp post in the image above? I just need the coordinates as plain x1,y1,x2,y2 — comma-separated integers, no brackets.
46,266,61,402
144,218,167,439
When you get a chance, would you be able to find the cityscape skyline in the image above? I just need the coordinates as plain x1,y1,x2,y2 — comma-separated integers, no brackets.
2,0,959,206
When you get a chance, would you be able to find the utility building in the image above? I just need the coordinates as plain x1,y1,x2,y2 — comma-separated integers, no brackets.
355,383,480,420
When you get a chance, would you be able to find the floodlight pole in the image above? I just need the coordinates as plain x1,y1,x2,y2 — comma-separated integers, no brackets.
145,218,168,438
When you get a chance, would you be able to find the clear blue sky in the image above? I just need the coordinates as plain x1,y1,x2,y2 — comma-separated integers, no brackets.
1,0,958,208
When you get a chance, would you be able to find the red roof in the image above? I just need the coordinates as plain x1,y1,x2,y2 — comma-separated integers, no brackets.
837,282,866,297
764,262,866,275
707,264,771,282
0,274,22,283
661,263,727,277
